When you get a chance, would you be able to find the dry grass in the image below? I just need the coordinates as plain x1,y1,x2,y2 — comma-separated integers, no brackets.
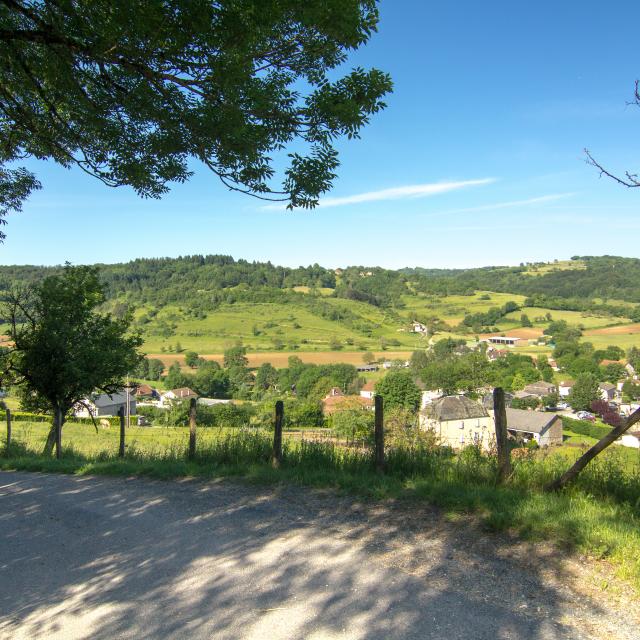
147,350,413,368
584,323,640,336
480,328,544,340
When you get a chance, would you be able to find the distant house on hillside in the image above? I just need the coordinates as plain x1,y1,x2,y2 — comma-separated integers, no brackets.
505,409,562,447
558,381,574,398
522,381,557,397
420,396,493,451
135,384,158,401
598,382,616,402
322,390,373,416
160,387,199,407
547,358,559,371
411,321,428,334
75,390,136,418
357,364,378,373
360,381,376,400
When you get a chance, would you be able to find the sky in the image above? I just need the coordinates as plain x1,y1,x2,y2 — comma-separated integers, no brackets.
2,0,640,269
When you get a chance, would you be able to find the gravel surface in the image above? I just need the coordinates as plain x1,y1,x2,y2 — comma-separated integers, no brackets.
0,471,637,640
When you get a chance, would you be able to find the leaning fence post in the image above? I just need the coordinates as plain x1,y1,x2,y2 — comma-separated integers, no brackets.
493,387,511,482
374,394,385,474
272,400,283,468
118,406,125,458
5,408,11,451
189,397,197,460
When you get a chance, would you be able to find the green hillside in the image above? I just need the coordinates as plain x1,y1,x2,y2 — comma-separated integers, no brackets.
3,254,640,358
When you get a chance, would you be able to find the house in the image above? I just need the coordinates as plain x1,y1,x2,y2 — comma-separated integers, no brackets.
547,358,559,371
75,390,136,418
360,381,376,400
505,408,563,446
159,387,199,407
420,396,494,451
135,384,158,401
411,321,428,334
322,392,373,416
357,364,378,373
558,381,574,398
513,390,539,402
421,388,443,409
522,381,557,397
625,363,636,379
486,347,508,362
481,391,513,411
616,431,640,449
599,382,616,402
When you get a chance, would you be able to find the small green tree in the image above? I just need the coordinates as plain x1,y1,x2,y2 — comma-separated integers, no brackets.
362,351,375,364
568,373,600,411
375,371,421,411
2,265,142,456
184,351,199,368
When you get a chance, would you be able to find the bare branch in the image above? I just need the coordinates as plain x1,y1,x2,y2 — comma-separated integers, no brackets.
584,148,640,188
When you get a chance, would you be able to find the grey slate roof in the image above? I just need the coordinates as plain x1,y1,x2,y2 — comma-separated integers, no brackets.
506,408,560,434
599,382,616,391
91,391,128,408
423,396,488,421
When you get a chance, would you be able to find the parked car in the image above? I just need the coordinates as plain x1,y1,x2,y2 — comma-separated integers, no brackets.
557,402,569,410
576,411,596,422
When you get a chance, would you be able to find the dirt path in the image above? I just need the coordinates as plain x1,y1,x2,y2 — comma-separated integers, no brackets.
0,471,637,640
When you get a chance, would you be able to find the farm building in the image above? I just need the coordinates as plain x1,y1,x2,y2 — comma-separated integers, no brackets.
420,396,493,451
75,391,136,418
484,336,521,347
357,364,378,373
505,409,562,447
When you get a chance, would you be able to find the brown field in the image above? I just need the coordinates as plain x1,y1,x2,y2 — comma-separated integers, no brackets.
480,327,544,340
147,350,414,369
584,323,640,336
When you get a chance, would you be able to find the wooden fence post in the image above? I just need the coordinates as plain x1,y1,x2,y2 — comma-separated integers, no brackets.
272,400,283,468
118,406,125,457
493,387,511,482
189,397,197,460
5,408,11,451
374,395,385,474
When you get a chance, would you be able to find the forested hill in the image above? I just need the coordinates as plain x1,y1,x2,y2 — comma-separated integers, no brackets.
2,255,640,312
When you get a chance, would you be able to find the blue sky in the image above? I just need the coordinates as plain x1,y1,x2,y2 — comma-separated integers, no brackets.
2,0,640,268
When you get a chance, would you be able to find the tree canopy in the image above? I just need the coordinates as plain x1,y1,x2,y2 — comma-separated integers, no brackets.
1,264,142,455
0,0,392,237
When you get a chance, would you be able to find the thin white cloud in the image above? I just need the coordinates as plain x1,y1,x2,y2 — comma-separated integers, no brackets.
425,193,575,218
261,178,496,211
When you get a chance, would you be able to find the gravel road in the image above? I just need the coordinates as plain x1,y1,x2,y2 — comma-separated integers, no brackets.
0,471,637,640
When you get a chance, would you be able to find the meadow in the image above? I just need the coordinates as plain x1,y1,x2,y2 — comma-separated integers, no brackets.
3,419,640,591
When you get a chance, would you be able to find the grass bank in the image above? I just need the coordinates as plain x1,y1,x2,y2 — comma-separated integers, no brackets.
3,421,640,591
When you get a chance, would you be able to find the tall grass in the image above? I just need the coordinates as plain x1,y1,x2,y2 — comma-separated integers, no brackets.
3,421,640,591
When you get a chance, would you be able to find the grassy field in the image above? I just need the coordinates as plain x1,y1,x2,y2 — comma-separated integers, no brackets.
501,307,630,330
138,300,424,353
3,419,640,592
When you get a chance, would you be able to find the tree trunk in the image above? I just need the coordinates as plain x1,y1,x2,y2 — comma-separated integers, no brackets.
43,407,64,458
546,406,640,491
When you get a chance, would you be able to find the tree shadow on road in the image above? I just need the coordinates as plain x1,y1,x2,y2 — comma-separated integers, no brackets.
0,472,631,639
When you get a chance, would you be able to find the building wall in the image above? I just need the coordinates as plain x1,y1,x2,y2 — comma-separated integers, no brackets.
538,418,562,446
419,415,494,451
618,434,640,449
